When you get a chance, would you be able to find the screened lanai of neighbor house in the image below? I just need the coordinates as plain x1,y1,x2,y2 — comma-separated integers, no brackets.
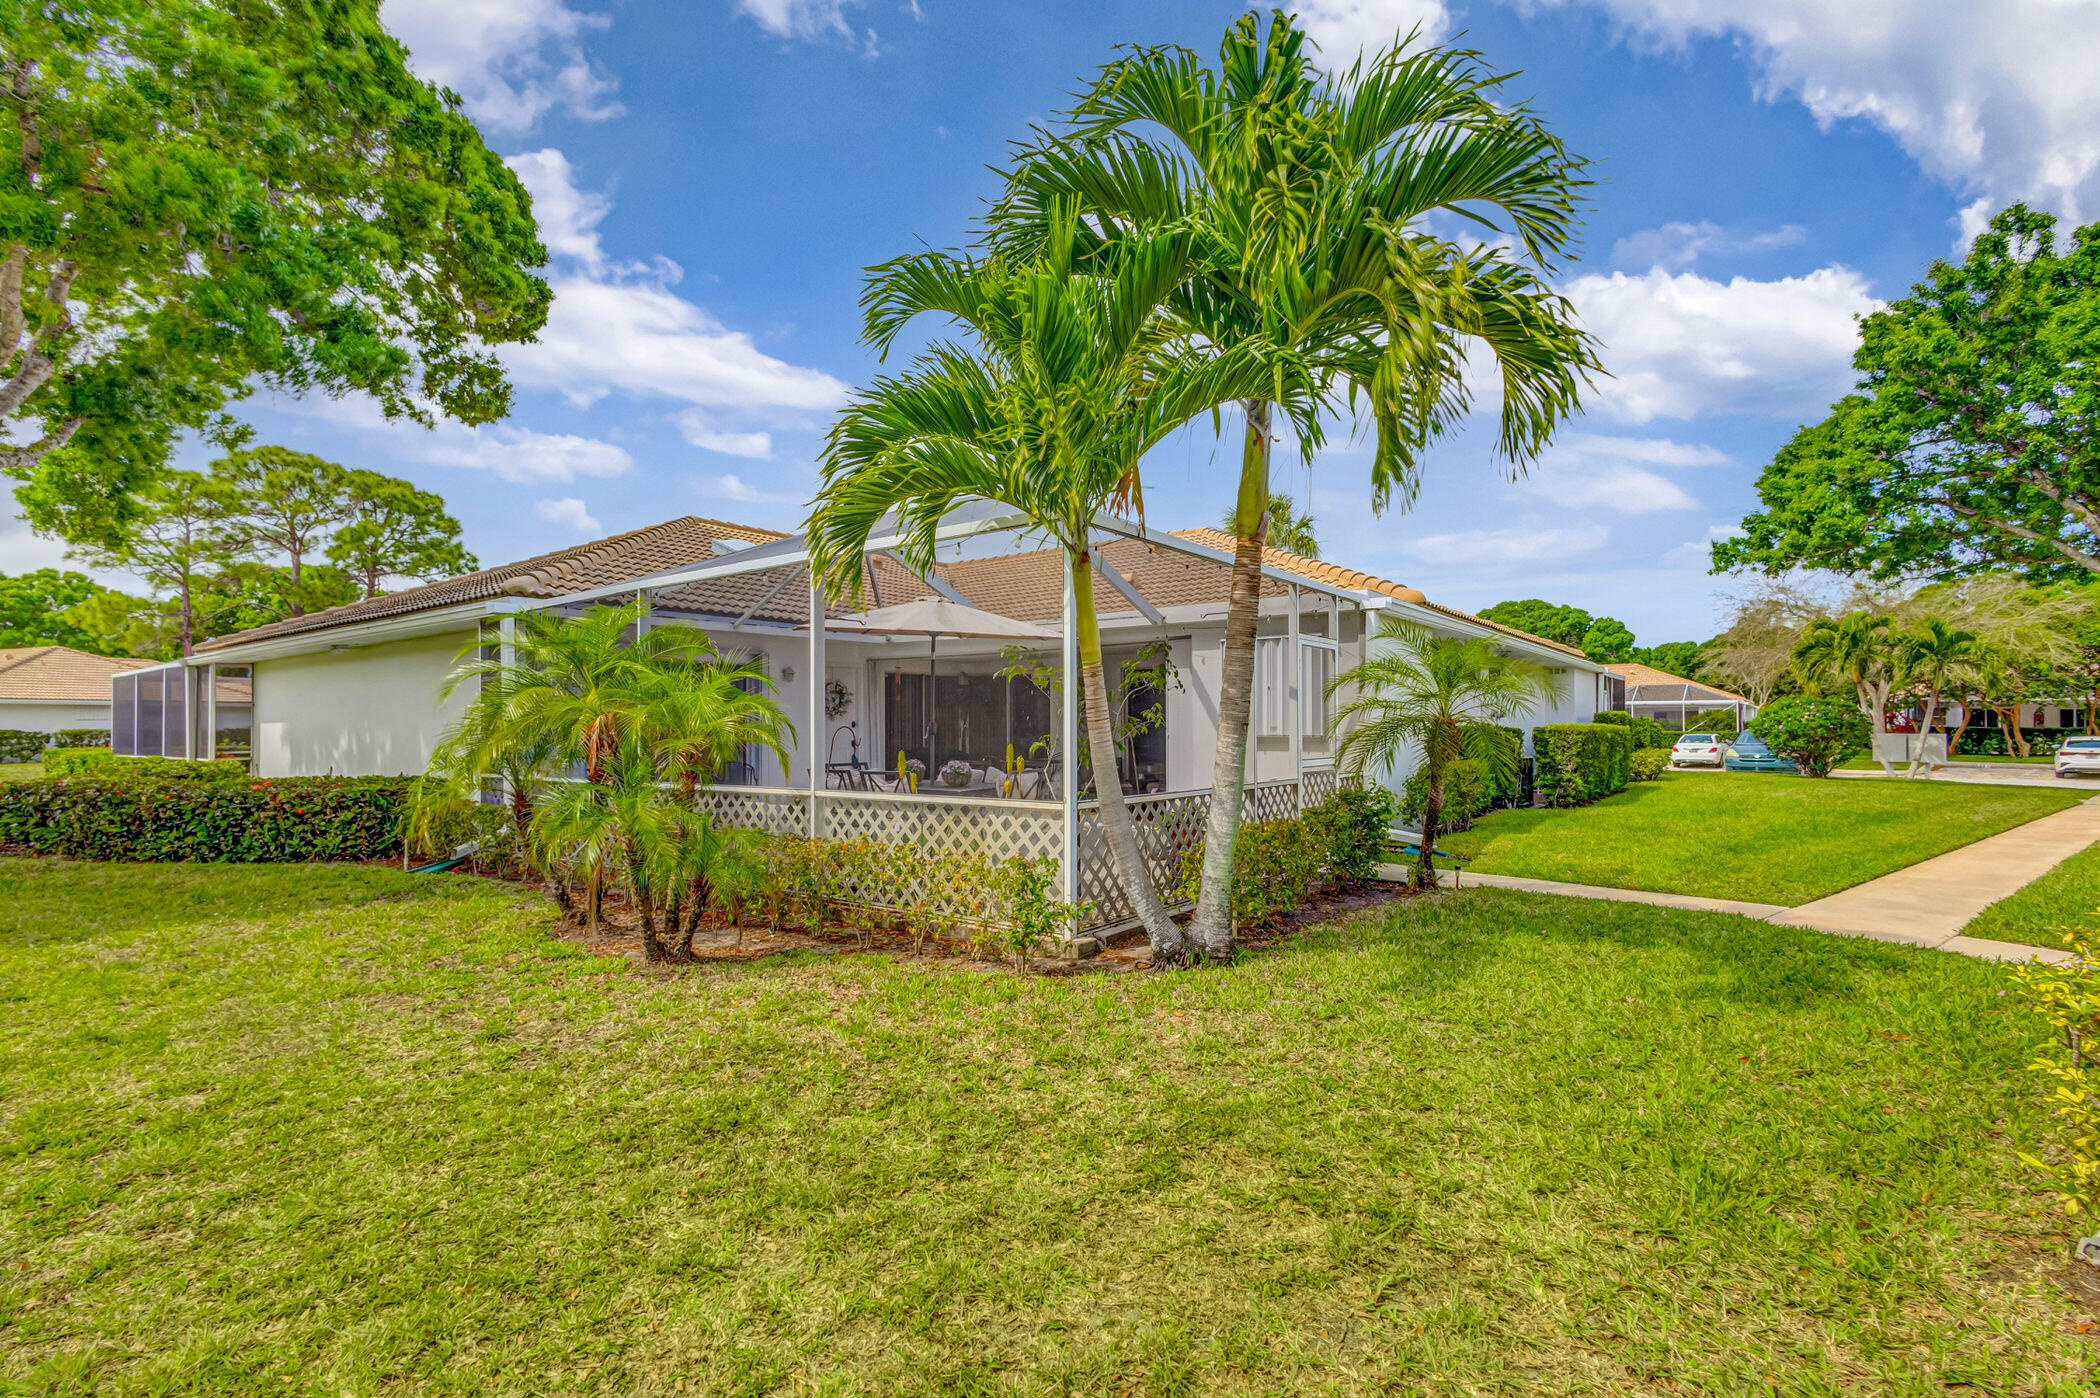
125,506,1613,940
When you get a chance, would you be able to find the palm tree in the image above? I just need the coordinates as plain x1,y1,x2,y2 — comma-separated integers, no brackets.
988,12,1595,961
1896,618,1979,776
1222,490,1319,557
1330,618,1561,892
1792,612,1898,768
807,219,1314,966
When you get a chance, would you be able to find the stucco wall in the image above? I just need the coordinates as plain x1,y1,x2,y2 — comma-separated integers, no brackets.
252,631,474,778
0,701,109,734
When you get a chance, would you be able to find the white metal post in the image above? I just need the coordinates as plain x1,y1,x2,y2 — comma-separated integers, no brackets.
1288,584,1302,808
201,663,216,761
1060,552,1080,909
809,577,827,841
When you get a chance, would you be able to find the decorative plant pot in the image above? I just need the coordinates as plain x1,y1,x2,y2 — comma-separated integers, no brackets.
941,772,971,788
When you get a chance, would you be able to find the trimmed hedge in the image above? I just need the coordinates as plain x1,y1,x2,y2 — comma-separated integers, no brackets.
1533,722,1633,807
1684,708,1741,736
48,728,109,749
0,730,42,763
1593,710,1674,749
44,748,249,781
0,777,411,862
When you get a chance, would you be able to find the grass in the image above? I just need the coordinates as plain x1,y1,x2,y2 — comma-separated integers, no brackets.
0,762,43,782
1437,771,2083,906
1,859,2093,1394
1963,843,2100,950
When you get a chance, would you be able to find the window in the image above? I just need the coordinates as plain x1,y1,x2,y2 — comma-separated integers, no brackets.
1256,637,1288,737
1301,643,1336,737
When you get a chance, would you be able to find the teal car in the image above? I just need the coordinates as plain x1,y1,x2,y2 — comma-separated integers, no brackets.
1723,733,1796,773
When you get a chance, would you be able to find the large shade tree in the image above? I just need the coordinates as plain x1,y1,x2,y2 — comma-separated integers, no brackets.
2,0,550,544
1715,205,2100,582
807,219,1315,965
988,12,1595,960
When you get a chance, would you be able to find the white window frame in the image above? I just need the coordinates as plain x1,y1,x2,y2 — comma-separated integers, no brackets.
1300,638,1338,739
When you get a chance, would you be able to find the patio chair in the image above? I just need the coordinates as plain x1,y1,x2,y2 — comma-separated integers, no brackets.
864,772,902,794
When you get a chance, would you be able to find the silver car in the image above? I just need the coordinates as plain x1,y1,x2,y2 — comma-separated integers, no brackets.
2056,736,2100,778
1670,732,1726,768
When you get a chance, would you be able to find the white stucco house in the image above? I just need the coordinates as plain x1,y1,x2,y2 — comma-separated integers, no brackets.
119,508,1614,935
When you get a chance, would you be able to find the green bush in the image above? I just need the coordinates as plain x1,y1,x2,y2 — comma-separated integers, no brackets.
1400,759,1489,831
1178,817,1317,933
1594,711,1674,748
1747,697,1870,778
1533,722,1634,806
0,777,411,861
47,728,109,749
1304,785,1400,886
45,749,249,781
0,730,43,763
1630,748,1669,782
1685,708,1741,736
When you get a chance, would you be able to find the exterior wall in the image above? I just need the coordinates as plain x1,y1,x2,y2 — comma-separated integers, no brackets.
252,630,475,778
0,700,108,733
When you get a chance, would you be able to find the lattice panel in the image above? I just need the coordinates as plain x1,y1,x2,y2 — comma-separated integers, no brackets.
1074,791,1209,930
1300,765,1339,806
822,792,1063,864
692,786,811,837
1245,781,1299,824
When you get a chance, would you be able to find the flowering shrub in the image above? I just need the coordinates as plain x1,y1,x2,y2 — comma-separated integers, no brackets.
0,777,410,862
1747,697,1870,778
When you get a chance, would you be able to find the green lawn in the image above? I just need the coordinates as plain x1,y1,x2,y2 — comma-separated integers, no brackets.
0,762,43,782
1,859,2092,1394
1963,843,2100,950
1438,771,2084,905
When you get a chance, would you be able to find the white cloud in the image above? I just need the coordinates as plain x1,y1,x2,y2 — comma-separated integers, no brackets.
706,473,803,506
1662,523,1746,568
674,411,774,459
1610,220,1806,271
500,151,851,416
535,497,603,534
1520,434,1722,514
276,394,635,486
1564,265,1879,423
381,0,620,132
1541,0,2100,225
738,0,876,49
1293,0,1450,69
1399,522,1610,574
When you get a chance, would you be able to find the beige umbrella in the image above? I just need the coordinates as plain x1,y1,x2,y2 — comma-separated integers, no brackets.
833,598,1055,771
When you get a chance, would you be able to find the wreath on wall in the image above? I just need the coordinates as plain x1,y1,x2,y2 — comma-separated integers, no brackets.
825,678,852,719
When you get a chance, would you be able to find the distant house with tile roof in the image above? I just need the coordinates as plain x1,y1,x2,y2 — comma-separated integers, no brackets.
1604,662,1756,730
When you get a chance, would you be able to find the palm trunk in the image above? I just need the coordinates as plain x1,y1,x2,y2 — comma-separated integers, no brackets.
1908,691,1940,777
1189,401,1271,963
1073,555,1182,962
1413,774,1443,894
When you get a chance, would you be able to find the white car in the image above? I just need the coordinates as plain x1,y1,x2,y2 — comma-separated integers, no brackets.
1670,732,1727,768
2056,736,2100,778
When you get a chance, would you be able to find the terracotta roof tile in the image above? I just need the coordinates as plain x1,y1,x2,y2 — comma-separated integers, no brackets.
1170,529,1589,660
0,646,157,702
1605,662,1746,704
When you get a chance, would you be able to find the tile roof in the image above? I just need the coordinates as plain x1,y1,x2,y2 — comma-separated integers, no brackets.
1169,529,1590,660
197,517,789,652
0,646,156,702
1606,662,1747,705
938,537,1285,623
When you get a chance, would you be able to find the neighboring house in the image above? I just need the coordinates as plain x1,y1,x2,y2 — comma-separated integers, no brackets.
1605,662,1756,730
135,509,1610,937
0,646,156,738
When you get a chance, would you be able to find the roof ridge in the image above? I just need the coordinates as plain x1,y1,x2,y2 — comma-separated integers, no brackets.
502,515,712,596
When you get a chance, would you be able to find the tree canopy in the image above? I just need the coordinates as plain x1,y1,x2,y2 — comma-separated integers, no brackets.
1477,598,1593,648
2,0,550,544
1715,205,2100,582
0,568,121,651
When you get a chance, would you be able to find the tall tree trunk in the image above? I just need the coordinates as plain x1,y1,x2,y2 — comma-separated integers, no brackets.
1997,704,2031,756
1073,555,1183,962
1413,773,1444,894
1908,690,1940,777
1949,698,1973,759
1188,400,1271,964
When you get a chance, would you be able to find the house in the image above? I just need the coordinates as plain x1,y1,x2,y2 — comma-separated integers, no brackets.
0,645,250,750
122,509,1612,937
1604,662,1756,731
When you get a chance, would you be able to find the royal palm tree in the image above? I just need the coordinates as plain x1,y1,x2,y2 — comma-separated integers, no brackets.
988,11,1595,961
807,218,1316,965
1897,618,1979,776
1223,490,1319,557
1330,618,1561,892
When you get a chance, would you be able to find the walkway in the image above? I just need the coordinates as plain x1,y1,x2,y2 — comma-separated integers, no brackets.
1400,795,2100,965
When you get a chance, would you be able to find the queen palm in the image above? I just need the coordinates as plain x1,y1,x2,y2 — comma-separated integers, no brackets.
987,12,1595,960
1331,619,1561,893
807,219,1316,965
1224,490,1319,557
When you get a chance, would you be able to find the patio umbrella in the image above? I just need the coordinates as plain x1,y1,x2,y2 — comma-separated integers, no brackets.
832,598,1055,771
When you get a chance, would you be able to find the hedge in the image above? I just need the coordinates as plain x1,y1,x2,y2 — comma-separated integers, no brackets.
0,730,41,763
1177,790,1398,932
1533,722,1633,807
1593,710,1674,749
48,728,109,749
44,748,249,781
1684,708,1741,736
0,777,411,862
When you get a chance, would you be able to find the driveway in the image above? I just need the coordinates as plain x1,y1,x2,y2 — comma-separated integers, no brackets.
1833,763,2087,791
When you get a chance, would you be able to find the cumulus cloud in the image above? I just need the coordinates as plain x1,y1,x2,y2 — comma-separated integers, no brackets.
1610,220,1806,271
1399,522,1610,574
706,473,801,506
1564,265,1879,423
535,497,603,534
501,152,852,417
1294,0,1450,68
1519,433,1726,513
381,0,620,132
674,410,774,459
737,0,877,51
277,394,635,486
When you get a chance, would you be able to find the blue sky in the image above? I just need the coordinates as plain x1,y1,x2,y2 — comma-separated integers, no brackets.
15,0,2097,645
